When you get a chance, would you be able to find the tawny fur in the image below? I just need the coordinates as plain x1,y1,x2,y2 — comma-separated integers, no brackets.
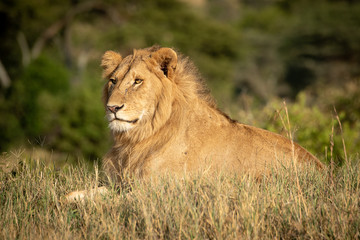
101,46,323,181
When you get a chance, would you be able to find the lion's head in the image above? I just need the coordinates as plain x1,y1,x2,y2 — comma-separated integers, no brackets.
101,46,179,133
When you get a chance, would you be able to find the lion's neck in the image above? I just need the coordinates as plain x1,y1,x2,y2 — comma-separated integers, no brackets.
109,96,184,176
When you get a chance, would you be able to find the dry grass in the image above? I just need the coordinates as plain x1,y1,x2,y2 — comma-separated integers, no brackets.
1,152,360,239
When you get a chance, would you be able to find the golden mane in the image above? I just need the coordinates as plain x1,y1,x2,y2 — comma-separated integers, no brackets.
145,45,217,108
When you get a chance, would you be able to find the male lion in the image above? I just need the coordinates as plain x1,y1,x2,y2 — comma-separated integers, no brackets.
65,46,323,201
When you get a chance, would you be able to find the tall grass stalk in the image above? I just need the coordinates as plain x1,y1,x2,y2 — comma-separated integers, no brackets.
279,100,308,220
333,106,348,164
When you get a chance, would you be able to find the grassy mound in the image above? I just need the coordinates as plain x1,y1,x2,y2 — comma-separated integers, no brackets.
1,153,359,239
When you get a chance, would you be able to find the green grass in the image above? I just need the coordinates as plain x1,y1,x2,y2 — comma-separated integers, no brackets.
1,152,360,239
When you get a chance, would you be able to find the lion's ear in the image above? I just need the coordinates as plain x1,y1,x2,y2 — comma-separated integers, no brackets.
101,51,122,78
151,48,177,79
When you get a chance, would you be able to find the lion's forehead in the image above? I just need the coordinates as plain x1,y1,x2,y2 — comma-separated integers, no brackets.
122,51,151,64
115,57,151,78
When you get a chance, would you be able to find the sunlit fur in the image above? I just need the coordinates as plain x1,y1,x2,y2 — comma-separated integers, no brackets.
101,46,323,181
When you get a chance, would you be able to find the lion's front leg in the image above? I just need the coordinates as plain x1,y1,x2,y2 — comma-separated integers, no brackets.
64,186,109,203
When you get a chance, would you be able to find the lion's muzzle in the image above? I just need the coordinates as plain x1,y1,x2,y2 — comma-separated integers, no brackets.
107,104,124,113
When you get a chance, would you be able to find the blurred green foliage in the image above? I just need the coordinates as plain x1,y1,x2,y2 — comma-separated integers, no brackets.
262,92,360,165
0,0,359,162
0,55,69,150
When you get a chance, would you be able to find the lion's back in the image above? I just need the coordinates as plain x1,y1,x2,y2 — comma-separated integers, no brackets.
154,118,323,176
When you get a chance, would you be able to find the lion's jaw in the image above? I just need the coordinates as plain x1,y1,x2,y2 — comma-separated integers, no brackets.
106,109,146,132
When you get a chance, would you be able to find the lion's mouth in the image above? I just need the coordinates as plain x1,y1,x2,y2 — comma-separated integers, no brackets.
111,117,139,124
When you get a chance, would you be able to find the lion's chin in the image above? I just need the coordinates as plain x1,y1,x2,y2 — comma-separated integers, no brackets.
106,111,145,133
108,120,136,132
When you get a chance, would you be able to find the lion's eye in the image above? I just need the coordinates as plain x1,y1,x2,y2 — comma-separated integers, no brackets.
110,78,117,85
134,78,143,85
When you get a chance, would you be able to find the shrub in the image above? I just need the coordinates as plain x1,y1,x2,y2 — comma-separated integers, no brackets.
42,85,110,160
237,91,360,165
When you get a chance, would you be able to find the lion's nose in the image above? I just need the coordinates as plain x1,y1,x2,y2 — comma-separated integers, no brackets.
107,104,124,113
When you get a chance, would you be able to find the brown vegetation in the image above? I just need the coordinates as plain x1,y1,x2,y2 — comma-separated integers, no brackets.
1,155,359,239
